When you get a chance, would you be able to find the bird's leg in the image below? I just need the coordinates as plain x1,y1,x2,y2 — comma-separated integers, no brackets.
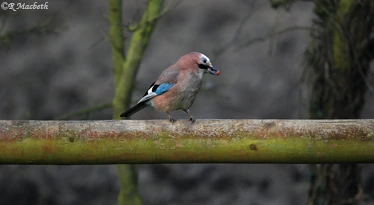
166,112,175,123
183,109,195,123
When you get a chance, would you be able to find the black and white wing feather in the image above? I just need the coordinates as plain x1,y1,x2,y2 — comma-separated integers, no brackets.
120,82,174,117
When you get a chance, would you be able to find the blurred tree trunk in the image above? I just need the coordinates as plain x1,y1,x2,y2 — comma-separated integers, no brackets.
270,0,374,204
303,1,374,205
109,0,164,205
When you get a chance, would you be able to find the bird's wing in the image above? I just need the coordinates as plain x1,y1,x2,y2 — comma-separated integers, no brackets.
137,66,180,103
155,66,180,85
138,83,174,103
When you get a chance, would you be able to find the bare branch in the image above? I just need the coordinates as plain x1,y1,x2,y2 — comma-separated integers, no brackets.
88,30,109,50
124,0,181,32
55,102,112,120
211,0,256,59
0,17,55,46
236,26,312,51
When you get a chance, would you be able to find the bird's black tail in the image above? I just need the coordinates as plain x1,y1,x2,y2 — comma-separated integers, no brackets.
120,102,148,117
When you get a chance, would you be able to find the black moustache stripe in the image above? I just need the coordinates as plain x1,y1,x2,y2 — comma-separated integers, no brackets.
198,64,209,69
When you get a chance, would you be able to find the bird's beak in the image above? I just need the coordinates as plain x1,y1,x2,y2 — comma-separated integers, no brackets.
208,67,220,75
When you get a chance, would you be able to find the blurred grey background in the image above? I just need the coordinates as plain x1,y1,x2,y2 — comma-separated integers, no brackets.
1,0,373,205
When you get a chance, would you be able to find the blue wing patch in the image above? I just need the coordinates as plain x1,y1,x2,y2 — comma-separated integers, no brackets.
155,83,174,95
137,83,174,103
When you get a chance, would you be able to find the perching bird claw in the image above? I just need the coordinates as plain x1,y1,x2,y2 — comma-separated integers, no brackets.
189,117,195,123
169,118,176,123
119,52,220,122
167,112,176,123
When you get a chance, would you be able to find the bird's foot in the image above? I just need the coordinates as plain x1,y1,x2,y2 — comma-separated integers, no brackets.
189,117,195,123
169,118,176,123
167,112,175,123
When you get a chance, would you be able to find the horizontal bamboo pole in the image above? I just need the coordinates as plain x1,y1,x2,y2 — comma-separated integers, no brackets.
0,120,373,164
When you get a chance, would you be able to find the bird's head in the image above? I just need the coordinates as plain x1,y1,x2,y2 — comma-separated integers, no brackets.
178,52,220,76
197,53,220,76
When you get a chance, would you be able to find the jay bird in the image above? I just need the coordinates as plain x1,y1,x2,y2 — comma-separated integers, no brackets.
120,52,220,123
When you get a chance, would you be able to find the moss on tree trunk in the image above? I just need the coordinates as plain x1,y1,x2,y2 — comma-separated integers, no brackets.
108,0,164,204
270,0,374,204
305,1,374,204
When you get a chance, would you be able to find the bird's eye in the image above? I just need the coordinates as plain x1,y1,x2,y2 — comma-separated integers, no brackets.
202,58,207,64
